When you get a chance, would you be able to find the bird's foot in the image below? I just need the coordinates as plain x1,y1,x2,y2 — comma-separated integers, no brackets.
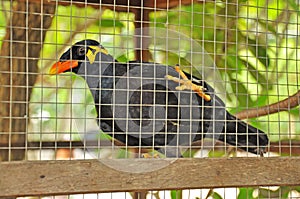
165,65,211,101
141,152,160,158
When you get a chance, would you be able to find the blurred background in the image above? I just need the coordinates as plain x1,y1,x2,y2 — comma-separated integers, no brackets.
0,0,299,198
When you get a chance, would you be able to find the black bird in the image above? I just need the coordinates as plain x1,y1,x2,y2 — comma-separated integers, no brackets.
50,39,269,157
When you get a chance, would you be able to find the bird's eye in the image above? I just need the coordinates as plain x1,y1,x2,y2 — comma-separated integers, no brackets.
77,47,86,56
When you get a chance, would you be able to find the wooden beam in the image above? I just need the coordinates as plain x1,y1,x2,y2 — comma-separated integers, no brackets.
0,157,300,197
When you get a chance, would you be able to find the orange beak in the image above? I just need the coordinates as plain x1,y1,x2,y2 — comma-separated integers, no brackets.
49,60,79,75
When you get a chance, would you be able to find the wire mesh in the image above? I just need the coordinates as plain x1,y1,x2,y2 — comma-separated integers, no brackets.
0,0,300,198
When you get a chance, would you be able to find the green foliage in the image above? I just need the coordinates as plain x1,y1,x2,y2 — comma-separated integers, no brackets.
16,0,299,155
96,19,124,28
171,190,182,199
28,5,137,142
0,0,300,198
210,191,224,199
208,149,226,158
238,188,254,199
150,0,300,141
288,0,300,15
0,2,8,47
258,187,291,198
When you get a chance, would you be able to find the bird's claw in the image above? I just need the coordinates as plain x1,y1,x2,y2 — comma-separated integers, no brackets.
165,65,211,101
141,152,160,158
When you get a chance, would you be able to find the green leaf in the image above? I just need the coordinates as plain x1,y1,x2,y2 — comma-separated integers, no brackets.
293,186,300,193
288,0,300,15
116,54,130,62
208,150,226,158
289,108,300,116
258,19,277,35
238,188,254,199
171,190,182,199
96,19,124,28
230,77,254,108
258,187,290,198
247,38,270,68
99,131,112,140
116,149,127,158
211,191,223,199
181,149,199,158
255,94,268,107
245,60,269,89
226,46,248,71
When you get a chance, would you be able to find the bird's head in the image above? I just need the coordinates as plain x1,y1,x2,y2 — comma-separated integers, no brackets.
49,39,109,75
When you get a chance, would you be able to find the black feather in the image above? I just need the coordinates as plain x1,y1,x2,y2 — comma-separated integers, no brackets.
57,39,269,157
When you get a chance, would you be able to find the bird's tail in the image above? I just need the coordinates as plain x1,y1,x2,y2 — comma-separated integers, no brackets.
219,113,269,154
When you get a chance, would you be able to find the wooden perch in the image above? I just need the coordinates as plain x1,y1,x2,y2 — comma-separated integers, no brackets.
236,90,300,119
1,158,300,197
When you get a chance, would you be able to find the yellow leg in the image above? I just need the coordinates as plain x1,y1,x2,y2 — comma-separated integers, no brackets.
142,152,160,158
165,65,211,101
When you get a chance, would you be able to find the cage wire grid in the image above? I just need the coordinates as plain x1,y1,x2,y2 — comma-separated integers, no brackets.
0,0,300,198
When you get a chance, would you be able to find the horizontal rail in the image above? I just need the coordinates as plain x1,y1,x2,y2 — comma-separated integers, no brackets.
0,157,300,197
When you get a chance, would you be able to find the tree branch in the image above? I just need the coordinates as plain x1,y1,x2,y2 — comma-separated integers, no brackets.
0,2,55,161
235,90,300,119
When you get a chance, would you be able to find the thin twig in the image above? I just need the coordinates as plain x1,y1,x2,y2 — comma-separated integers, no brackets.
235,90,300,119
205,189,214,199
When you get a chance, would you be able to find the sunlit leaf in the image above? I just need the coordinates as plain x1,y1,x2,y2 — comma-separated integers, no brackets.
211,191,224,199
181,149,199,158
258,187,290,198
96,19,124,28
208,150,226,158
116,54,130,62
288,0,300,15
258,19,277,35
293,186,300,193
238,188,255,199
247,38,270,68
255,95,268,107
289,108,300,116
230,77,254,108
245,60,270,90
171,190,182,199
